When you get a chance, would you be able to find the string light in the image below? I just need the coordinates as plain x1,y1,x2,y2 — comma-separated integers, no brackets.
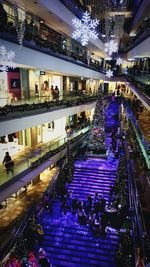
13,4,26,48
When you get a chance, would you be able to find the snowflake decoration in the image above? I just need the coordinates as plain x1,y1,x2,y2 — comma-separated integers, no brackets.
104,39,118,55
72,11,99,46
116,57,123,66
106,69,113,78
0,45,15,72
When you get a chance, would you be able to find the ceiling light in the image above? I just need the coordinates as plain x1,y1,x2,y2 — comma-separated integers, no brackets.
128,58,135,61
39,19,44,24
130,32,136,37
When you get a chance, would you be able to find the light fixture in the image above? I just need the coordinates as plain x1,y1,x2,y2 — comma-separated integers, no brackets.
0,45,16,72
13,3,26,48
104,39,118,55
39,19,44,24
116,57,123,66
106,70,113,78
105,57,112,60
72,11,99,46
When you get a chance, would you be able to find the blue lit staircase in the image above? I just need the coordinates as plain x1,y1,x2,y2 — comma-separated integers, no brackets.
40,157,119,267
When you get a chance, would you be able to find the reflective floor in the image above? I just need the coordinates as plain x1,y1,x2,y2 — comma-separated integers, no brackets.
0,167,58,244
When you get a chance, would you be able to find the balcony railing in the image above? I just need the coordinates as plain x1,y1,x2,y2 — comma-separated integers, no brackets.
0,125,91,189
128,158,150,265
123,98,150,170
122,75,150,106
0,1,104,73
0,95,97,120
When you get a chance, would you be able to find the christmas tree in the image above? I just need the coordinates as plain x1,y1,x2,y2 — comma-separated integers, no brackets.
88,85,106,155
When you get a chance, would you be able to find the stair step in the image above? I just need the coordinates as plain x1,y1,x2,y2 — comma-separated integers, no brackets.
42,238,118,252
41,162,119,266
71,179,115,186
43,243,117,259
72,175,115,180
74,172,116,179
74,168,117,174
49,257,116,267
45,251,116,266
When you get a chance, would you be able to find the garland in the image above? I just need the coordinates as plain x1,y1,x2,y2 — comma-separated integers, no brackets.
30,133,84,169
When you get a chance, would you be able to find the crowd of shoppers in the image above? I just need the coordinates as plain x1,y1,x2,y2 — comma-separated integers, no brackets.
6,248,52,267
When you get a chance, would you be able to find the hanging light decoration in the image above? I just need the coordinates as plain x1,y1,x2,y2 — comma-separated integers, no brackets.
0,45,16,72
72,11,99,46
104,39,118,55
87,50,91,65
106,69,113,78
116,57,123,65
87,0,127,54
13,2,26,48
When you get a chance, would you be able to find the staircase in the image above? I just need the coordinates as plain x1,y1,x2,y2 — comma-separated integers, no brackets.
40,157,119,267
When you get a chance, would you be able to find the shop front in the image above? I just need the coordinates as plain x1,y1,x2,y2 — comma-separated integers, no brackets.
28,69,63,100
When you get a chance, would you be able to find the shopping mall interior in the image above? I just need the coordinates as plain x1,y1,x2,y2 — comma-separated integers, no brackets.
0,0,150,266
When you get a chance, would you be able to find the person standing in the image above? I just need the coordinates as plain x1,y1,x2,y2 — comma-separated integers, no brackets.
50,85,54,100
3,152,14,174
54,86,59,100
38,248,52,267
6,254,21,267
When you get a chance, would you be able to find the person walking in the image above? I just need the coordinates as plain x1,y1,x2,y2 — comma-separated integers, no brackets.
3,151,14,174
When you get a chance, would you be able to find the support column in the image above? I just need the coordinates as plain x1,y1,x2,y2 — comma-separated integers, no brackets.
31,126,37,147
32,175,40,185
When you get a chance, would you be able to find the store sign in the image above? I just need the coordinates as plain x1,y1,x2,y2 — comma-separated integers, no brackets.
40,70,45,75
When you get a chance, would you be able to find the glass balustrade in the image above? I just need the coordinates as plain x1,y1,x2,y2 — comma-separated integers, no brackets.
0,126,90,187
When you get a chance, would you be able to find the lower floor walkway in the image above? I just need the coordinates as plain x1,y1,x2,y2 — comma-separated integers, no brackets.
0,167,58,246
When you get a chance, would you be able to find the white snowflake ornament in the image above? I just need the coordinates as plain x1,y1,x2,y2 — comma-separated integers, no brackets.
106,70,113,78
104,40,118,55
116,57,123,66
72,11,99,46
0,45,16,72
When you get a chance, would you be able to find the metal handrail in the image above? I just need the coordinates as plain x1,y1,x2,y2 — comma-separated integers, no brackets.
123,98,150,169
0,94,96,106
128,159,150,265
1,2,103,72
0,96,97,118
123,76,150,103
127,159,137,267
